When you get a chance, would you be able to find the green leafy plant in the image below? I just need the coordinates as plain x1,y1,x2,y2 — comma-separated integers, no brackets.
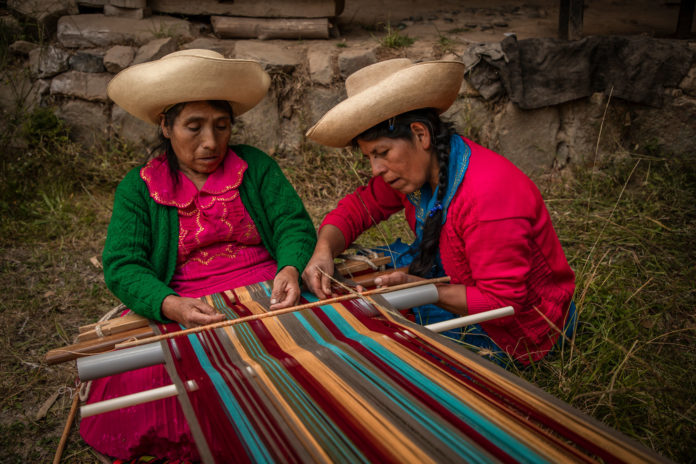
378,22,414,49
437,34,455,54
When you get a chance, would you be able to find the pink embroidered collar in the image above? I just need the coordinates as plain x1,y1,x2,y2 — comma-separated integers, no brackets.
140,148,247,209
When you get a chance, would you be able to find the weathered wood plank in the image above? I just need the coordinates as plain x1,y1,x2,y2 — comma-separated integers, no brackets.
150,0,342,18
676,0,695,38
212,16,330,40
559,0,584,40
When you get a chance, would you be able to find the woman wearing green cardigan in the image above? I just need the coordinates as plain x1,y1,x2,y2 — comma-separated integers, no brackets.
81,50,316,461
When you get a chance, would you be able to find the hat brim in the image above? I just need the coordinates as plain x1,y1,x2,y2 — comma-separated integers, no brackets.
107,54,270,125
305,61,466,147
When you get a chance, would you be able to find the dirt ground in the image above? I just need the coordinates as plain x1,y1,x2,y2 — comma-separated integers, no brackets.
338,0,694,42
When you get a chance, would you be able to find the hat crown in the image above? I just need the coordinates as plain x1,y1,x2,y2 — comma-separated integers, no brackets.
306,58,465,147
161,49,224,60
107,48,270,125
345,58,413,97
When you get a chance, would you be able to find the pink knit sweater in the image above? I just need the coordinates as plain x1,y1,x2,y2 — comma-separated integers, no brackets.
322,137,575,363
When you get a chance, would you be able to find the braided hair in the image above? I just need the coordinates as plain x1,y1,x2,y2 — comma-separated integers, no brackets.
150,100,235,187
353,108,455,277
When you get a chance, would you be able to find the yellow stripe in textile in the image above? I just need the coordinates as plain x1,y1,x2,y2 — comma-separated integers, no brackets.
235,289,438,464
335,298,580,463
222,288,332,463
371,299,663,464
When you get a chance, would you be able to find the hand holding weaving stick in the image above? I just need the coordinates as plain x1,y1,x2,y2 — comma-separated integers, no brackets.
161,295,226,328
115,276,450,350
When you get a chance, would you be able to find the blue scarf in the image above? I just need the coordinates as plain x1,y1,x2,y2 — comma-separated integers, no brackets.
407,135,471,241
378,136,471,276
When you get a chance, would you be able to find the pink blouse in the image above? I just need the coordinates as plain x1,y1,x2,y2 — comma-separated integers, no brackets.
140,150,277,298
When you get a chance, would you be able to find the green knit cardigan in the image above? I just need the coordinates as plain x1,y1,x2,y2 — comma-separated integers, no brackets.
102,144,317,321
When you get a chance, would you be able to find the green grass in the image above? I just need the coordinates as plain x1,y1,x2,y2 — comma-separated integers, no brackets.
523,153,696,462
437,34,455,54
447,27,472,34
377,22,415,49
0,104,694,462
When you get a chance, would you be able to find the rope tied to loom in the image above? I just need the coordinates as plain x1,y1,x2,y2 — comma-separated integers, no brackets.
75,303,126,411
94,303,126,339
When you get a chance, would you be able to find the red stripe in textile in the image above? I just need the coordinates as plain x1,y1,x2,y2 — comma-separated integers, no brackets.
311,300,517,464
198,326,304,463
401,332,611,463
177,290,304,463
401,335,597,464
160,322,252,463
367,309,616,464
238,313,397,463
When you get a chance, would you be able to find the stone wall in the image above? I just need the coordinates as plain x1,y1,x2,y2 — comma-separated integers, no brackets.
2,7,695,178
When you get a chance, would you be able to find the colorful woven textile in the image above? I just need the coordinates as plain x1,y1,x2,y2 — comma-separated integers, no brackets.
158,282,665,464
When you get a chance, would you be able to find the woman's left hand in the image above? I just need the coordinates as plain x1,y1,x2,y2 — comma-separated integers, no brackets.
374,271,423,288
270,266,301,309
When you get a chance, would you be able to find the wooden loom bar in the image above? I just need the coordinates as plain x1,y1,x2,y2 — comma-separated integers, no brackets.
79,311,145,333
44,326,155,365
335,255,392,275
54,255,391,363
80,380,198,418
77,314,150,342
115,276,451,349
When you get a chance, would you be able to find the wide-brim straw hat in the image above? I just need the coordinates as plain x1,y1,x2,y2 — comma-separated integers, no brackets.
305,58,466,147
107,49,270,125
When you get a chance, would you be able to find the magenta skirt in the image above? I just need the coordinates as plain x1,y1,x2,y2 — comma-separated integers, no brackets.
80,360,201,461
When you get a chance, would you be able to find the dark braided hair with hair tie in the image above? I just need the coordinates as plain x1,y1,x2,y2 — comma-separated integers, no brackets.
149,100,235,187
353,108,455,277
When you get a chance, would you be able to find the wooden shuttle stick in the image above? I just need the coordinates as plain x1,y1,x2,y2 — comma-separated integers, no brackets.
116,276,451,350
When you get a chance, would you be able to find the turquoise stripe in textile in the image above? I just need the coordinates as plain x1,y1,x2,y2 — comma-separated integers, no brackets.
292,298,489,463
209,289,369,461
301,293,548,464
186,332,274,462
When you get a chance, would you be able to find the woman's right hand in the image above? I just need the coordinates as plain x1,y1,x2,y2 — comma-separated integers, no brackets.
161,294,226,328
302,246,336,299
302,225,347,299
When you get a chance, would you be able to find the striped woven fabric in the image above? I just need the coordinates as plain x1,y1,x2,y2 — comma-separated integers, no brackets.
157,282,665,464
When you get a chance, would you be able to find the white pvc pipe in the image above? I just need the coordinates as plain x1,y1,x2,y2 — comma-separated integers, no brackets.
80,380,198,418
381,284,439,310
424,306,514,333
78,342,165,381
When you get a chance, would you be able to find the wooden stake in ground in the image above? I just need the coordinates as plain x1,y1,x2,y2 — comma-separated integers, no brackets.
53,388,80,464
116,277,450,350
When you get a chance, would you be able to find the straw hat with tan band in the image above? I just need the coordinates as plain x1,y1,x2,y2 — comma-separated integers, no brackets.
305,58,466,148
107,49,270,125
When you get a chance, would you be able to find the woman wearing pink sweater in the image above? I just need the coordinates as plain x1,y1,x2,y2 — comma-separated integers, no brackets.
303,58,575,367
